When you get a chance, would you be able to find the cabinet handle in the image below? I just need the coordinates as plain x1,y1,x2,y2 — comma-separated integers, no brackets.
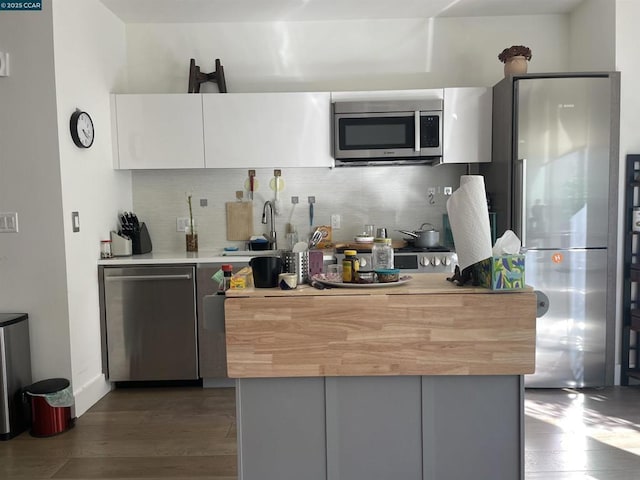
515,158,527,247
414,110,420,152
106,274,192,281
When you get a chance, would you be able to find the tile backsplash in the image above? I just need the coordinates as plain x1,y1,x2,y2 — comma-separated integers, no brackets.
132,165,467,252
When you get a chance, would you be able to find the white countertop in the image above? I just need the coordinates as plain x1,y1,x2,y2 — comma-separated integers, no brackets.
97,249,335,265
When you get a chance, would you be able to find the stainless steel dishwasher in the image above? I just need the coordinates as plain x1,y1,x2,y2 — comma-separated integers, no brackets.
101,265,198,382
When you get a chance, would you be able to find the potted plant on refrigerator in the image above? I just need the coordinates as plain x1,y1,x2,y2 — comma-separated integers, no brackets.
498,45,532,76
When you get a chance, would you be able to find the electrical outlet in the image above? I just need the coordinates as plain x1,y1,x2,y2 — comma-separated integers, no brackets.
444,186,453,195
176,217,190,232
200,198,208,207
427,187,436,196
291,196,299,204
331,214,341,229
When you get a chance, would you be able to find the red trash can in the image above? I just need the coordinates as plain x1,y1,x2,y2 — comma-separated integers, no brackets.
24,378,75,437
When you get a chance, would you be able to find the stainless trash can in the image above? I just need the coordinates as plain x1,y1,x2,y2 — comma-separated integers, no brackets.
0,313,32,440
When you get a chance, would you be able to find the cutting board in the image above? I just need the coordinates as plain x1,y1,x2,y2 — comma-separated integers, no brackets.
226,202,253,240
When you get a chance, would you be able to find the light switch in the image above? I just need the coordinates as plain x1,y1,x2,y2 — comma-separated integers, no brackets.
0,52,9,77
0,212,18,233
72,211,80,232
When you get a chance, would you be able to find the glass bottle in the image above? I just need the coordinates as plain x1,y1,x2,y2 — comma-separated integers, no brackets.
221,264,233,292
100,240,113,259
372,238,393,270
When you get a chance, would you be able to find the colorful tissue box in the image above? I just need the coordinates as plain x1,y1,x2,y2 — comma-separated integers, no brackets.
474,255,525,290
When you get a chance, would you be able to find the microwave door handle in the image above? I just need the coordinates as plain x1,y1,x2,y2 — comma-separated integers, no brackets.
414,111,420,152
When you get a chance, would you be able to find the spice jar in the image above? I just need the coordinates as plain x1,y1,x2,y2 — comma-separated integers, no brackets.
372,237,394,270
356,270,375,284
342,249,359,283
100,240,112,259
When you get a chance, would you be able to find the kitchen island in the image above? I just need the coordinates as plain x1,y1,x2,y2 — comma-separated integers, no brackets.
225,274,537,480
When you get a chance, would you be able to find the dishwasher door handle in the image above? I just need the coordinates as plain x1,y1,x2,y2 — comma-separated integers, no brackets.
105,274,193,281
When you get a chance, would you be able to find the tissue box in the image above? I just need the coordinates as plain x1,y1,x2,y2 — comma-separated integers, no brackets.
474,255,525,290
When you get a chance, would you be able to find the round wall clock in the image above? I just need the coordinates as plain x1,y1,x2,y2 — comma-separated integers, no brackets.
70,109,94,148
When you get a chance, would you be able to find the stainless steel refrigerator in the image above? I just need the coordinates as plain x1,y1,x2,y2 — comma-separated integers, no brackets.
482,73,620,388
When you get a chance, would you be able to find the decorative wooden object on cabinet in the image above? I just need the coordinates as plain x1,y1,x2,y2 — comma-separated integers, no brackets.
188,58,227,93
622,154,640,385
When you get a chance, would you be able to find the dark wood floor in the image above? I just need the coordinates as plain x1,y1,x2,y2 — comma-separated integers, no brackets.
3,385,640,479
0,387,236,479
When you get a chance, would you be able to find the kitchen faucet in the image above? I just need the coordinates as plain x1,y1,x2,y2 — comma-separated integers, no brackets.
261,200,277,250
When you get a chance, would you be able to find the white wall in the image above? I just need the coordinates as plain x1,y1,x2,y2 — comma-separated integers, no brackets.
0,2,73,387
616,0,640,382
124,15,570,94
569,0,616,71
52,0,131,415
0,0,131,418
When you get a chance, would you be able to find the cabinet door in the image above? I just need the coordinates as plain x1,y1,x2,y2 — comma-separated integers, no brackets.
236,378,327,480
203,92,333,168
422,376,522,480
325,376,423,480
443,87,492,163
113,94,205,169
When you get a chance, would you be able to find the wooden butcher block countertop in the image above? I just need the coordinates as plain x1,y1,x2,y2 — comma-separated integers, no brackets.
224,273,537,378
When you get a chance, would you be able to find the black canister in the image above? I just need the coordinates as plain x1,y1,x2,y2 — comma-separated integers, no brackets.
249,256,282,288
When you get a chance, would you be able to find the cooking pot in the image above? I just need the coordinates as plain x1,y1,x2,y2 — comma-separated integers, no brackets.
397,223,440,248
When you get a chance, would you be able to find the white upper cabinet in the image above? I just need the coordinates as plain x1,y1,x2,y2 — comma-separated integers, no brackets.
112,94,205,169
202,92,333,168
442,87,492,164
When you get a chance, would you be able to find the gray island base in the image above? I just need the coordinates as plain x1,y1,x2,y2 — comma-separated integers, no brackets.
236,375,522,480
225,274,536,480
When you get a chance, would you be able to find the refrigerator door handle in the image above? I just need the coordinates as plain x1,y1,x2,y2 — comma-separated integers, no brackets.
515,158,527,247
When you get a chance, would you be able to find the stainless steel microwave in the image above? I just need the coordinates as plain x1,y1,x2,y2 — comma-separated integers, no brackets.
333,99,443,166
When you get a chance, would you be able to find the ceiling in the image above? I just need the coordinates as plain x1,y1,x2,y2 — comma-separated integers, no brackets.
99,0,585,23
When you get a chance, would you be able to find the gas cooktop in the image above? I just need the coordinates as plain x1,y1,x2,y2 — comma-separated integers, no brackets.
335,245,452,254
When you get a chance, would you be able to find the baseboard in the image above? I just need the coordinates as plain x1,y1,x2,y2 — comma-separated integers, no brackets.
203,377,236,388
73,373,113,417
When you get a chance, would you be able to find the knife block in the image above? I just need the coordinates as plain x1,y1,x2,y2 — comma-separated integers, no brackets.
132,223,152,255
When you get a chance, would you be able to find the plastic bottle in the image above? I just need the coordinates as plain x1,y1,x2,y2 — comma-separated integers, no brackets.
342,250,359,283
372,238,394,270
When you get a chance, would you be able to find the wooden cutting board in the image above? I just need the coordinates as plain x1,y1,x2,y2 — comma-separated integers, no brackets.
226,201,253,240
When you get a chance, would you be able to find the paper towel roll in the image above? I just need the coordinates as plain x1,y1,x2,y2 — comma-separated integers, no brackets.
446,175,493,270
